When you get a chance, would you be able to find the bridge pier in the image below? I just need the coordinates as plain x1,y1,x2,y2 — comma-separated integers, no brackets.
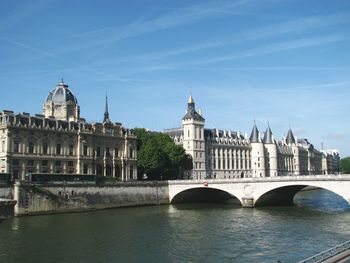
0,198,17,219
241,197,254,207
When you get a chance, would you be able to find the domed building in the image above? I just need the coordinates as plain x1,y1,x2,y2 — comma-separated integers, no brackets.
0,80,137,181
43,79,80,121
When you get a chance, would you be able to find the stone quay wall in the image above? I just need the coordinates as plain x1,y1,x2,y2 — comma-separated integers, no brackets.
14,181,170,216
0,185,12,199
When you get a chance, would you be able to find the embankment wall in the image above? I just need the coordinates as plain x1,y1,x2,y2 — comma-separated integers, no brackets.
14,181,170,216
0,185,12,199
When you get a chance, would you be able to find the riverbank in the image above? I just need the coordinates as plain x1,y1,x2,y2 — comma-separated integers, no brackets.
13,180,169,216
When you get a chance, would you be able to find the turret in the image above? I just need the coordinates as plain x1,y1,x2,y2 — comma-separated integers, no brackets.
182,94,206,179
263,124,277,177
286,128,300,175
250,122,265,177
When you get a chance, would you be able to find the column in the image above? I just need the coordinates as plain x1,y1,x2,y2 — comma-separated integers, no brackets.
121,158,125,181
228,149,232,170
220,148,223,170
77,132,81,174
233,149,237,170
242,150,246,170
103,148,106,177
238,149,241,170
112,153,116,178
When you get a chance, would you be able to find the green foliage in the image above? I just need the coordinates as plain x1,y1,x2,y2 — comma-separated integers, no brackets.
340,157,350,174
133,128,193,180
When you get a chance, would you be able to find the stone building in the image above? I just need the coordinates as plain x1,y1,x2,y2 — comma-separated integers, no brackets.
0,80,137,180
165,95,340,179
320,149,340,175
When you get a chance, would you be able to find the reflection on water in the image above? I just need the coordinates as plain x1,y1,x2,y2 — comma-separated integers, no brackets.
0,189,349,263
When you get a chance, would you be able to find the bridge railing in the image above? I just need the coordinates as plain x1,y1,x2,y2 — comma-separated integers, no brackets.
168,174,350,184
298,240,350,263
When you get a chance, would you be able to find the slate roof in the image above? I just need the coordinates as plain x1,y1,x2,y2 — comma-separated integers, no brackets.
45,80,78,104
263,126,274,144
286,129,296,144
250,124,260,143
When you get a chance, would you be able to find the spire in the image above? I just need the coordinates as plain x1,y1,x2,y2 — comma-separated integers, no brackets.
187,94,195,113
188,94,194,104
57,77,68,88
286,128,296,145
182,93,205,122
103,93,111,123
263,124,274,144
250,122,260,143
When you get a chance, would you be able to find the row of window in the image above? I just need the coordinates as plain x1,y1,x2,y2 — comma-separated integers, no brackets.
209,149,251,159
12,159,75,167
12,141,134,158
186,126,203,140
212,158,251,170
194,162,203,169
13,142,73,155
12,164,135,179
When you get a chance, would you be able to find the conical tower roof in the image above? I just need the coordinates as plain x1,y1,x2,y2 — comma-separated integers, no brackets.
250,123,260,143
263,125,274,144
286,129,296,144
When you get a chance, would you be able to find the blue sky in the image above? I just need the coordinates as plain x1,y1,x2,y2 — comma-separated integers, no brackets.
1,0,350,156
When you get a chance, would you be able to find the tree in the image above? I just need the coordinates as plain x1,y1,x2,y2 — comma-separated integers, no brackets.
179,154,193,179
340,157,350,174
137,136,169,180
133,128,192,180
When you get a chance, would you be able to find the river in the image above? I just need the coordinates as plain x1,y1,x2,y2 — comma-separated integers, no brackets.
1,189,350,263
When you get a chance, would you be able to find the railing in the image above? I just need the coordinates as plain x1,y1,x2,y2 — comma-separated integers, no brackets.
168,174,350,184
298,240,350,263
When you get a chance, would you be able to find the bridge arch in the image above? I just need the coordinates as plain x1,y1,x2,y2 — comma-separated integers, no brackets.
254,182,350,207
171,187,241,205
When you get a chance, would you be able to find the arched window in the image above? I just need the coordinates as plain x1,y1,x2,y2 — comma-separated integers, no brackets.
114,147,119,157
96,164,103,176
106,165,112,176
56,143,61,155
14,141,20,153
115,164,121,178
43,142,48,154
129,165,134,179
28,142,34,154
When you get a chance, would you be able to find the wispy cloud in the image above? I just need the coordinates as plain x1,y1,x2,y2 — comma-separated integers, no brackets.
125,33,348,72
324,133,347,140
57,0,260,54
241,11,350,40
0,0,60,32
0,36,150,83
181,33,348,65
91,11,350,67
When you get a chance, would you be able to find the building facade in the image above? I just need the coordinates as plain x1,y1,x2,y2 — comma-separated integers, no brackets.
0,80,137,180
165,95,340,179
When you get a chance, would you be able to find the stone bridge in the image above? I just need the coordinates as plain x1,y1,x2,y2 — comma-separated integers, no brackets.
168,175,350,207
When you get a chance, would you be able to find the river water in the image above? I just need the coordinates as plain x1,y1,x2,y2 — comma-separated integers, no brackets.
1,189,350,263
